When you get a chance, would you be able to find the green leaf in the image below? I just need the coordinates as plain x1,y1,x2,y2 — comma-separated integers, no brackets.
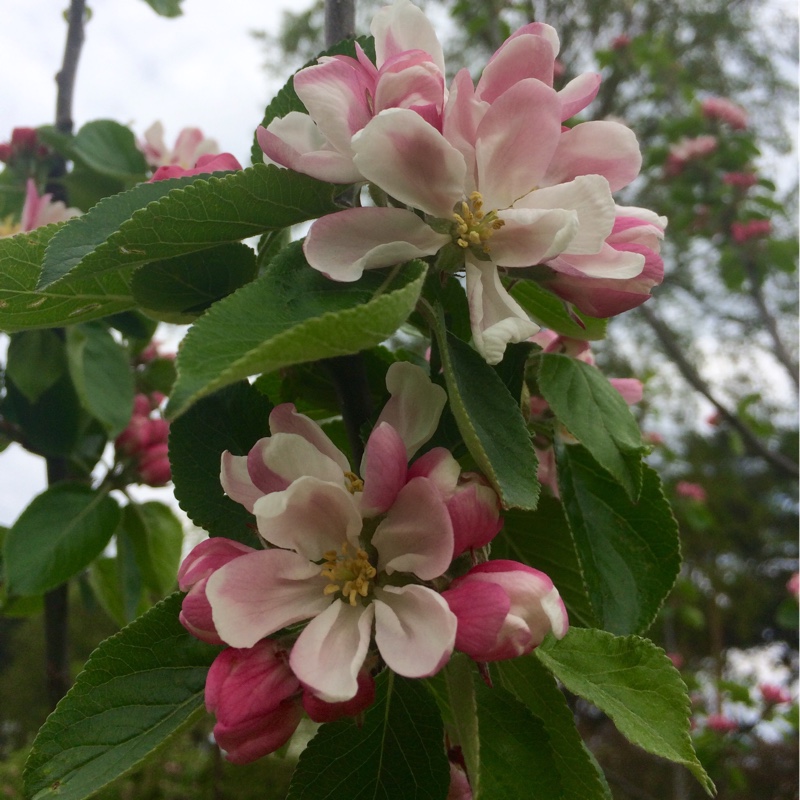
440,656,481,797
72,120,148,181
3,484,120,597
40,164,341,289
168,381,272,544
511,281,607,340
557,444,681,635
168,244,427,418
287,672,449,800
430,309,539,510
5,329,67,402
23,593,219,800
491,500,597,628
130,242,258,321
495,656,609,800
0,225,135,331
538,354,643,498
88,554,147,628
536,629,714,795
66,323,134,438
140,0,183,16
473,678,562,799
124,502,184,596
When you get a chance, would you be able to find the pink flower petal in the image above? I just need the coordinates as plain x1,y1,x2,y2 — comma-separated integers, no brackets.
547,241,646,280
442,579,510,658
372,0,445,75
373,361,447,460
475,79,561,209
290,600,375,702
374,52,445,118
447,476,503,556
476,30,558,103
407,447,460,493
442,69,485,183
360,422,409,517
543,120,642,192
490,207,579,266
304,206,449,282
373,585,456,677
207,549,330,648
465,258,539,365
220,451,264,512
178,537,256,590
253,477,362,559
268,404,350,473
558,73,601,120
372,477,454,580
353,108,466,217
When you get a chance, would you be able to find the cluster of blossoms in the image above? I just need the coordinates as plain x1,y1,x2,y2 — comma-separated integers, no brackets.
700,97,748,131
115,392,171,487
140,122,243,181
258,0,665,364
528,329,642,496
0,127,48,165
178,362,568,762
675,481,707,503
665,134,718,176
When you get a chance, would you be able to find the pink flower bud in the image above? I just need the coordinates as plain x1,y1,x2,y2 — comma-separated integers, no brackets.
443,560,568,661
676,481,706,502
132,393,152,417
760,684,792,706
722,172,757,189
0,143,11,162
701,97,748,130
611,34,631,50
667,652,684,670
115,415,151,456
10,127,38,153
787,572,800,599
706,713,738,734
205,641,303,764
302,671,376,723
731,219,771,243
447,764,473,799
137,443,172,486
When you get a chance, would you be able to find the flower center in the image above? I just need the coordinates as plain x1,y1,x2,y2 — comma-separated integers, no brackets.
0,216,21,237
320,542,377,606
452,191,505,254
344,470,364,494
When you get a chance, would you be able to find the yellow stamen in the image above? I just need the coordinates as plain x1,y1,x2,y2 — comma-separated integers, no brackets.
344,470,364,493
320,542,377,606
451,191,504,254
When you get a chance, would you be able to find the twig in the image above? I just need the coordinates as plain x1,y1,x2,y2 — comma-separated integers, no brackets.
55,0,87,135
637,303,798,479
325,0,355,46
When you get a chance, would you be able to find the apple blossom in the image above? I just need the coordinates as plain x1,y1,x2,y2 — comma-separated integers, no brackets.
731,218,771,243
701,97,748,130
140,121,220,169
150,152,243,182
257,0,446,183
676,481,707,502
0,179,80,237
442,560,568,661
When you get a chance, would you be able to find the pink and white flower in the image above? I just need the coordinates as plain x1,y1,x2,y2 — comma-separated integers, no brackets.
150,152,243,182
257,0,447,183
202,362,467,703
701,97,748,130
0,179,81,237
442,560,568,661
140,121,220,169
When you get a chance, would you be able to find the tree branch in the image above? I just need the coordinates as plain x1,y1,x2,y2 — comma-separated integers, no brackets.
55,0,87,135
325,0,355,46
744,259,799,390
637,303,799,479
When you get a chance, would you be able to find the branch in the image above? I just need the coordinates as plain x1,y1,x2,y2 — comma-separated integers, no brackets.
55,0,86,135
325,0,355,47
637,303,799,479
744,259,799,390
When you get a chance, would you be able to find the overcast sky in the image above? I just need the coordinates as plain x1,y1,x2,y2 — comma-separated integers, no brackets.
0,0,315,526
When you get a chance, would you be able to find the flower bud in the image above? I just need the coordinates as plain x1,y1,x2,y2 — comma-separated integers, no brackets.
302,671,376,722
137,443,172,486
443,560,568,661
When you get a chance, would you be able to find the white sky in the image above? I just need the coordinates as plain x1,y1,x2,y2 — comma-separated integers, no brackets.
0,0,314,525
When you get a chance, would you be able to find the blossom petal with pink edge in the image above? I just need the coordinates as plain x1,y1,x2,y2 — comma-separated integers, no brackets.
374,51,445,117
177,536,256,590
610,378,643,405
558,73,601,120
372,477,454,580
373,584,457,678
268,403,350,473
372,0,445,75
475,26,558,103
546,241,645,279
207,549,330,648
257,115,363,184
213,700,303,764
247,432,345,494
516,175,615,256
290,600,375,702
406,447,460,494
353,108,466,217
447,474,503,556
475,79,562,209
443,69,485,180
180,580,223,644
304,206,449,281
220,451,267,513
253,477,361,559
466,259,540,365
373,361,447,460
543,120,642,192
360,422,409,517
151,153,242,181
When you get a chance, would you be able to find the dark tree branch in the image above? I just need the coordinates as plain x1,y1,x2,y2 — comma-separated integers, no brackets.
325,0,355,46
55,0,86,135
744,259,799,390
637,303,799,479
